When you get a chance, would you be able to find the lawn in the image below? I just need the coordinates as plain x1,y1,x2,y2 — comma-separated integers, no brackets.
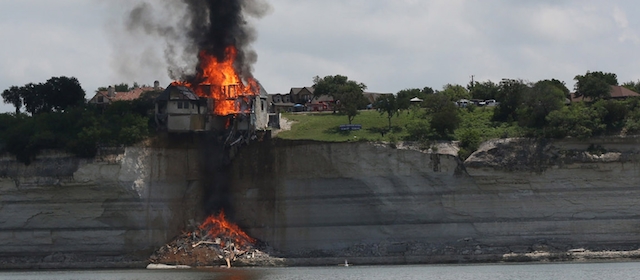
276,110,414,142
275,106,522,144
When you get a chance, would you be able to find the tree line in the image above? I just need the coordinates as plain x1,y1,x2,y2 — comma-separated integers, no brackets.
312,71,640,158
0,77,158,164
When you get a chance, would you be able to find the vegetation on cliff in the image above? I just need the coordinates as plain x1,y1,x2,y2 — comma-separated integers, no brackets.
278,71,640,159
0,77,158,164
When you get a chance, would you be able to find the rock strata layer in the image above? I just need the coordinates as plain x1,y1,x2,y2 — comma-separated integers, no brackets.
2,137,640,268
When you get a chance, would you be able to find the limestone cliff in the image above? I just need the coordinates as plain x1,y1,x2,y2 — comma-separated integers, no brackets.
232,138,640,263
0,147,203,268
2,137,640,268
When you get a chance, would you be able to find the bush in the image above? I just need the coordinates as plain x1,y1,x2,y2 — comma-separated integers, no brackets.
405,120,433,142
457,128,482,159
545,103,606,139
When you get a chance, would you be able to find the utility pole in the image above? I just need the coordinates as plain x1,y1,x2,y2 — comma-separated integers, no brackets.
469,75,475,90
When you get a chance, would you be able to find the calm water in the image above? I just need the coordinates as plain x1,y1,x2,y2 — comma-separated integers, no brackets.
0,262,637,280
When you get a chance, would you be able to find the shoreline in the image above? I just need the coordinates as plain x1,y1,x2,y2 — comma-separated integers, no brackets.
3,249,640,270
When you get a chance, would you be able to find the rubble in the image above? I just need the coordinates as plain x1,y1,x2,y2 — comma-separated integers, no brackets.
149,212,284,268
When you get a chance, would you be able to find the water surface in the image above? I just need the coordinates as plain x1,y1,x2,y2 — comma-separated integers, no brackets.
0,262,636,280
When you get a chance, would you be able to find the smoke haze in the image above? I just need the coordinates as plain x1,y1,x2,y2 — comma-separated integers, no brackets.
108,0,271,84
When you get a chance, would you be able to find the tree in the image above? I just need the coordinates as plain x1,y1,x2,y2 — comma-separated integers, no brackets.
2,86,23,114
622,80,640,93
21,82,48,115
3,76,86,116
574,71,618,101
469,80,499,101
493,79,528,122
374,94,399,130
425,93,460,138
438,84,471,102
545,102,606,139
517,80,566,129
396,87,433,110
114,83,130,92
43,76,86,112
312,75,368,124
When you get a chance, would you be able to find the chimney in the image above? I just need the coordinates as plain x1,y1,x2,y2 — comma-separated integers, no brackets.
154,80,160,91
107,86,115,98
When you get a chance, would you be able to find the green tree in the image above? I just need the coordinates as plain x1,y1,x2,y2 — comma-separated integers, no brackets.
5,76,86,115
438,84,471,102
1,86,23,114
493,79,528,122
312,75,368,124
517,80,566,129
374,94,399,130
622,80,640,93
469,80,499,101
43,76,86,112
114,83,130,92
425,93,461,138
545,103,606,139
396,87,433,110
574,71,618,101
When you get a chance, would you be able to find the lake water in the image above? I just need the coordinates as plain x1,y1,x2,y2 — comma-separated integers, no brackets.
0,262,637,280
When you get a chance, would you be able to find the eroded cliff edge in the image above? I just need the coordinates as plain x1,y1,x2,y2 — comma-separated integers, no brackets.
1,137,640,268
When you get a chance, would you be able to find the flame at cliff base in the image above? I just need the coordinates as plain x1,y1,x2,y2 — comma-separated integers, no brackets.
199,211,255,247
172,46,260,116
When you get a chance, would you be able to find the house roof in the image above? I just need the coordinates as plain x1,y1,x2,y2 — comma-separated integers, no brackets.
156,85,199,101
571,85,640,102
90,86,162,103
610,85,640,98
290,87,315,95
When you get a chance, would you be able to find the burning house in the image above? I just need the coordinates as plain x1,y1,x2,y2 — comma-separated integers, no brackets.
154,46,269,144
155,80,269,136
128,0,273,267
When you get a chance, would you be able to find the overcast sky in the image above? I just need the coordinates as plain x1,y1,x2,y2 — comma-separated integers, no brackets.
1,0,640,112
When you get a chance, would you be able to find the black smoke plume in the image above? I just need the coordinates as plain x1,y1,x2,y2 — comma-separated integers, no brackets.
123,0,270,83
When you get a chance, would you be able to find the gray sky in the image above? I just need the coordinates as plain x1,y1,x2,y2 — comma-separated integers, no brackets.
1,0,640,113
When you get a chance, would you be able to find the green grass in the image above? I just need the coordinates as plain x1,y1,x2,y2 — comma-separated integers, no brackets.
276,107,524,144
277,110,413,142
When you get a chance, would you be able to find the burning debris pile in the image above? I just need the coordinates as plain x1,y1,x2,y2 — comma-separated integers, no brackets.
149,211,281,268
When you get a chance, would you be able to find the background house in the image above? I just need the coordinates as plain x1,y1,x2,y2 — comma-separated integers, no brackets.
88,81,163,106
570,85,640,102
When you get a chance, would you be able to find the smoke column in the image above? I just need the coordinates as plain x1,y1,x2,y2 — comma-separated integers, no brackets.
122,0,270,83
115,0,270,217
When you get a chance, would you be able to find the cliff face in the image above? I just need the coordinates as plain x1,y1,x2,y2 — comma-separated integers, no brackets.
0,148,203,267
1,137,640,267
231,138,640,261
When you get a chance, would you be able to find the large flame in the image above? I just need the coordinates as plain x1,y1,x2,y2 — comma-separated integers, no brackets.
172,46,260,116
198,211,255,247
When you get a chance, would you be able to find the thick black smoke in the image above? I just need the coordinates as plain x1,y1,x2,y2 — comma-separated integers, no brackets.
124,0,270,83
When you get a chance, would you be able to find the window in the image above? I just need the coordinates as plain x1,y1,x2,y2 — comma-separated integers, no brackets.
261,100,265,111
97,96,104,103
177,101,184,109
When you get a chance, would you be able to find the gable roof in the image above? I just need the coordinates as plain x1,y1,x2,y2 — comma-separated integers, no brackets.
571,85,640,102
610,85,640,98
290,87,315,96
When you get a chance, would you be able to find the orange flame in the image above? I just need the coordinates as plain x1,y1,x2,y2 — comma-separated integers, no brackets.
172,46,260,116
198,211,255,247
